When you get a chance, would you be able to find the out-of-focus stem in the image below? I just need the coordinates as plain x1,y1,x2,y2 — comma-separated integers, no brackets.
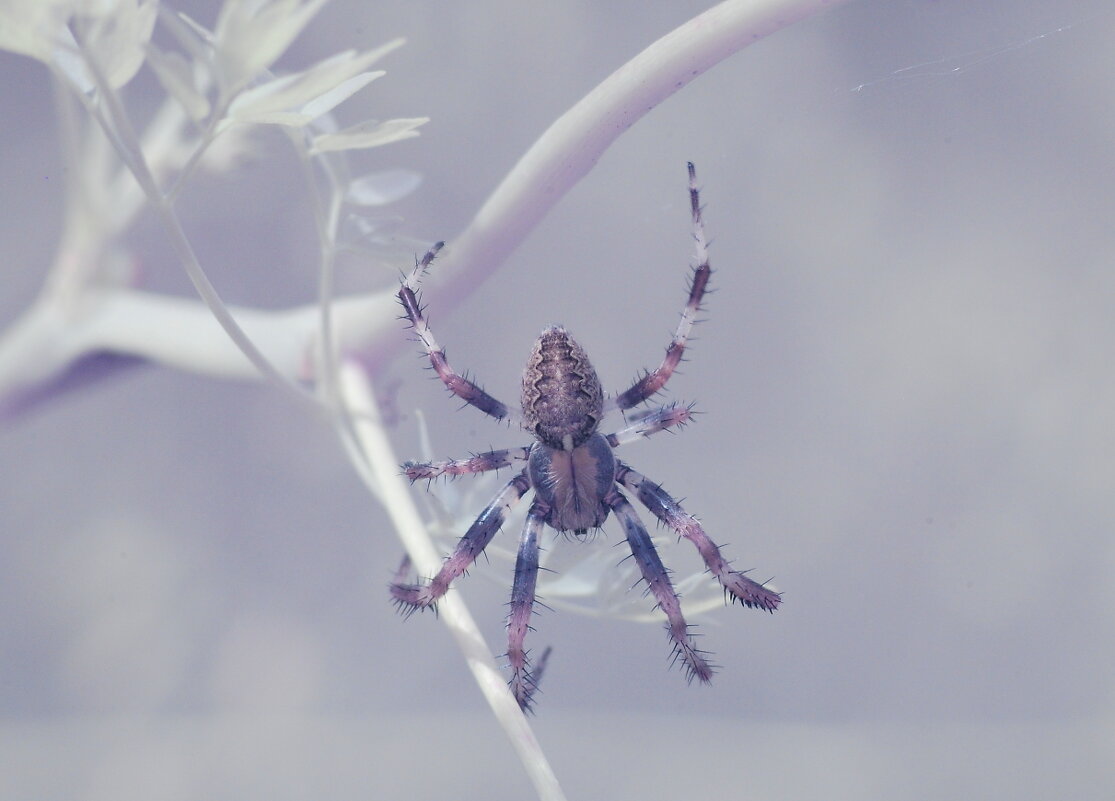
71,23,316,408
337,362,568,801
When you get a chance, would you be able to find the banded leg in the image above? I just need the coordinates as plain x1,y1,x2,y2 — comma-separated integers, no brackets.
391,471,531,613
610,163,711,411
404,446,531,481
606,403,695,448
507,502,547,711
398,243,511,421
606,488,714,683
616,462,781,612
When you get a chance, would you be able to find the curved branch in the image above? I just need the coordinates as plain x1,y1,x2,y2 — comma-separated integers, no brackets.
0,0,849,420
423,0,851,315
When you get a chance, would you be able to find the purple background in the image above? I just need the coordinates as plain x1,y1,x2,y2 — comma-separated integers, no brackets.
1,1,1112,798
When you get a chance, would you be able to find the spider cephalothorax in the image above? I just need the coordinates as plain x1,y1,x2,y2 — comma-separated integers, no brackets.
392,164,780,711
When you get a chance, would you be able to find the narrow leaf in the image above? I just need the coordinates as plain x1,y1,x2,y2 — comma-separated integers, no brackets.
146,45,210,120
311,117,428,154
299,72,381,121
227,45,392,124
86,0,159,89
346,170,423,206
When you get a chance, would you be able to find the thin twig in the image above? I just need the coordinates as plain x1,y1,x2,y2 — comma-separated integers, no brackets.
69,21,319,410
423,0,853,317
338,362,568,801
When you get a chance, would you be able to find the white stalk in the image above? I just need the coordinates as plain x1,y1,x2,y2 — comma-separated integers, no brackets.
426,0,853,308
338,362,568,801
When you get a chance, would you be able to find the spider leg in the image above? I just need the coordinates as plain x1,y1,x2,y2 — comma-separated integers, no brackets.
616,462,781,612
403,446,531,481
398,243,513,422
606,403,695,448
605,487,715,683
609,163,711,412
507,501,547,712
391,470,531,613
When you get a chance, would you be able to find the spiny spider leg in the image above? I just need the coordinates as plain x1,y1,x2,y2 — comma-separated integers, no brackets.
391,471,531,613
610,163,711,412
606,403,695,448
615,462,781,612
507,502,547,712
404,446,531,481
392,164,771,710
605,488,715,683
398,243,512,422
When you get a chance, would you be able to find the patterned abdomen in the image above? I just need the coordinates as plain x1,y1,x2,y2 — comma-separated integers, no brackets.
521,326,604,450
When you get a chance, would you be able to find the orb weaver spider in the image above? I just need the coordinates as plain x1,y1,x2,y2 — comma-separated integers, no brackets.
392,164,780,711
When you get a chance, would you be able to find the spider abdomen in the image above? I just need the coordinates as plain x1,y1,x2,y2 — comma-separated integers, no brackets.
528,434,615,532
521,326,604,450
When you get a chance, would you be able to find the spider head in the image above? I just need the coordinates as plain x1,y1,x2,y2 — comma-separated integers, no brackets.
521,326,604,450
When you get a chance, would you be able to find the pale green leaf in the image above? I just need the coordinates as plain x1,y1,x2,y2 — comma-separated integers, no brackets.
0,0,67,61
298,72,381,120
146,45,210,120
310,117,428,154
163,10,216,68
169,10,215,48
215,110,311,133
236,110,314,127
346,170,422,206
84,0,158,89
213,0,331,93
226,42,403,124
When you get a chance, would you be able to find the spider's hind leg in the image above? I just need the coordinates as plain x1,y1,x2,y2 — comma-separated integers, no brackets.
616,462,781,612
606,488,715,683
506,503,547,712
391,471,531,613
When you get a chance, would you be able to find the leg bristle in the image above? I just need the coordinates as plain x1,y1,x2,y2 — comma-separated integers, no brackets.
389,581,440,618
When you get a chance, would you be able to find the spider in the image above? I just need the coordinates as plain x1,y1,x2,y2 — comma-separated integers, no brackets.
391,163,781,711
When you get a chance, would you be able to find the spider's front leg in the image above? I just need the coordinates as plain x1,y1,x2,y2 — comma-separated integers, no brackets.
606,488,715,683
616,463,781,612
507,502,547,712
391,471,531,613
398,243,513,422
610,163,711,412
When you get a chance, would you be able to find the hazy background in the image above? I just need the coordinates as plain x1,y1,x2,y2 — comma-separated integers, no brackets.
1,1,1112,798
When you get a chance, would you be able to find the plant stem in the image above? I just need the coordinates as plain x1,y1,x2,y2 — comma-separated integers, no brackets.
427,0,852,312
338,362,568,801
69,22,318,409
